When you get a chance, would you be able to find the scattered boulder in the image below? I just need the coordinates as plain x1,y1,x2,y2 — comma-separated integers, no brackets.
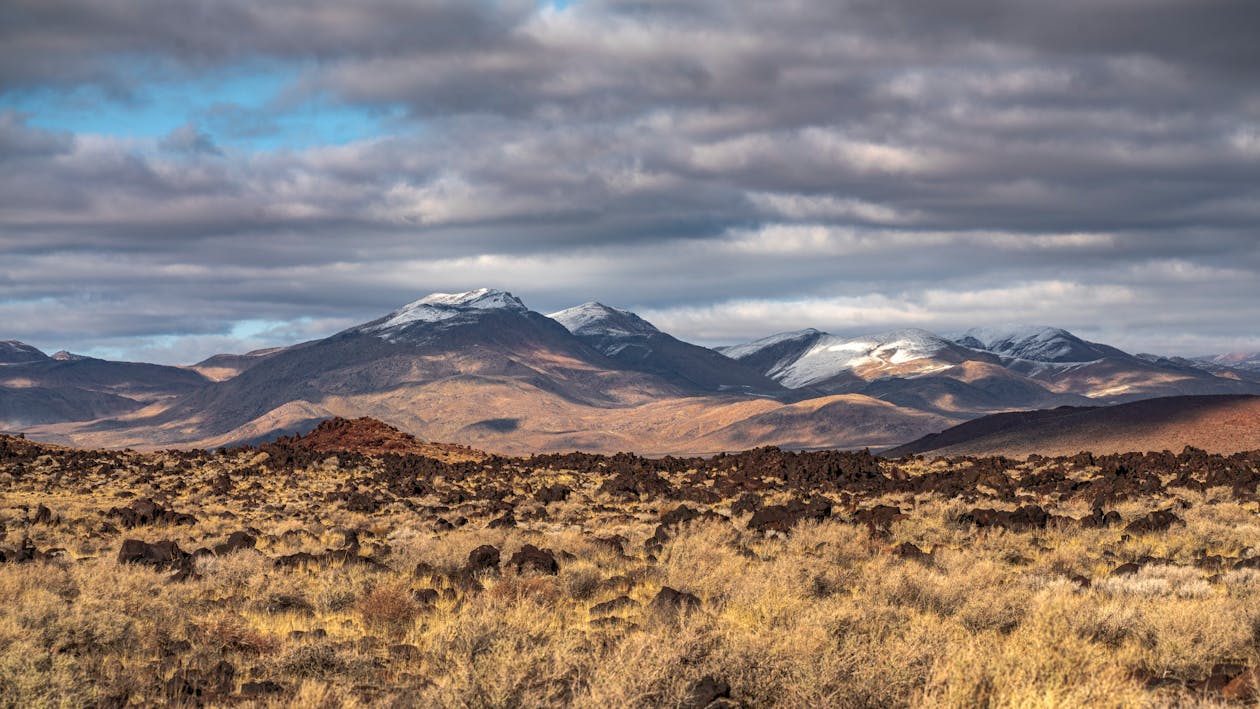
118,539,190,570
589,595,640,615
507,544,559,575
591,535,628,556
747,498,831,534
1077,508,1123,529
487,511,517,529
108,498,197,528
851,504,904,533
649,587,702,615
411,588,440,605
960,505,1051,532
466,545,501,573
730,492,762,516
535,484,571,503
682,676,732,709
1124,509,1183,534
31,504,56,525
240,681,285,697
213,531,257,555
597,469,673,500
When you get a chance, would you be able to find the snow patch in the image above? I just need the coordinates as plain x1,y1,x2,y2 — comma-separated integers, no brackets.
548,302,659,337
362,288,528,337
953,325,1102,364
718,328,824,360
775,328,954,388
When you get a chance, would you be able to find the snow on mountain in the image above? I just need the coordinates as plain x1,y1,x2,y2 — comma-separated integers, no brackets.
549,302,786,394
1198,352,1260,372
548,302,660,337
952,326,1110,364
717,329,824,361
0,340,50,364
774,328,958,388
359,288,529,338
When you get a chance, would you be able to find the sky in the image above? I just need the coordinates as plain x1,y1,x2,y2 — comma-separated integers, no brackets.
2,0,1258,364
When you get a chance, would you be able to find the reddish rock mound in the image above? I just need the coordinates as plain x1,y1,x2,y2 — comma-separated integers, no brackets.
283,417,487,462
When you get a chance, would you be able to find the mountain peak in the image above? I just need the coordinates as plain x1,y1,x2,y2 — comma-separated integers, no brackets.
953,325,1101,363
548,301,660,337
717,328,827,360
411,288,526,311
359,288,529,338
0,340,50,364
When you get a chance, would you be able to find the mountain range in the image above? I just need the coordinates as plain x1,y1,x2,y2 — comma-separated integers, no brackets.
2,288,1257,454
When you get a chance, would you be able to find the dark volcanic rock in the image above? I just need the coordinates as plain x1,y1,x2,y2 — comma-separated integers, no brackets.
507,544,559,575
213,531,257,555
682,675,732,709
1124,509,1184,534
589,595,640,615
746,498,831,534
851,504,904,533
118,539,189,570
487,511,517,529
1077,508,1123,529
240,680,286,697
108,498,197,528
597,468,673,500
535,484,572,503
959,505,1052,532
466,544,501,573
649,587,702,615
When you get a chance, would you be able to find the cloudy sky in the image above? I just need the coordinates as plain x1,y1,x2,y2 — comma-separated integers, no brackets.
2,0,1258,364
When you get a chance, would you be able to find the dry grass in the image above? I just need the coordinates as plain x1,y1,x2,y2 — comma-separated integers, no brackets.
1,444,1259,707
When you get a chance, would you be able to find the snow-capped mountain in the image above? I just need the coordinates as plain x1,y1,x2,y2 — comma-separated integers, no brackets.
950,326,1260,400
724,328,983,390
777,329,972,388
0,340,50,365
549,301,784,394
1196,352,1260,373
5,288,1258,454
549,302,659,338
715,329,827,381
355,288,531,341
952,326,1124,366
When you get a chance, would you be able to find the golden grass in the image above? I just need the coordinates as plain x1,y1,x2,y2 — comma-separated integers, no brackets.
1,448,1258,707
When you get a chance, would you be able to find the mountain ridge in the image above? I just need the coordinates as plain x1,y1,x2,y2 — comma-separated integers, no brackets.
5,289,1258,454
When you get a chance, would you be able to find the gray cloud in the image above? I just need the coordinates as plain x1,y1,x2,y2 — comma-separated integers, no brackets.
0,1,1257,363
159,123,222,156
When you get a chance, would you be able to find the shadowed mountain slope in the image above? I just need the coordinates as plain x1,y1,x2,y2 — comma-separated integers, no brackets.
888,395,1260,457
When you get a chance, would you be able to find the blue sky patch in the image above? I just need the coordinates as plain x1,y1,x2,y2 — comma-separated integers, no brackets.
0,60,403,151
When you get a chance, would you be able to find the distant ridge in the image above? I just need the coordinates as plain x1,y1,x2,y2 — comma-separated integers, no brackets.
4,288,1260,455
888,395,1260,457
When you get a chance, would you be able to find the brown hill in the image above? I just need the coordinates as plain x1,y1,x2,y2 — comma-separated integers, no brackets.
280,416,487,462
888,394,1260,457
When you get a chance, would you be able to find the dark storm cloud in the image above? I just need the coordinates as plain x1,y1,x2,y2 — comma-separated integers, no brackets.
1,0,1258,361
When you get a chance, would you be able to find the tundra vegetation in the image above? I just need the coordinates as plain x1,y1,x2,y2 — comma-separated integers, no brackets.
3,419,1260,708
